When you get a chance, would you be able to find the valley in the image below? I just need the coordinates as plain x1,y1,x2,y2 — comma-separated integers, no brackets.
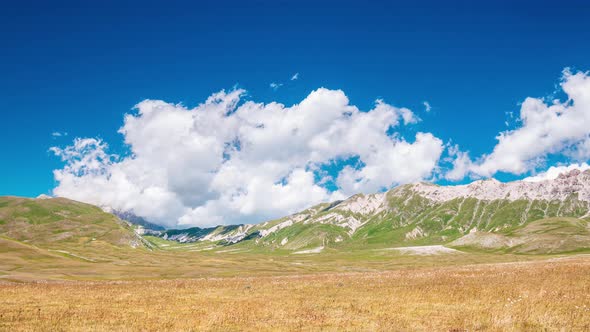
1,171,590,330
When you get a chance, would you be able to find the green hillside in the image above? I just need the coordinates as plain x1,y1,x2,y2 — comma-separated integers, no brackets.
344,188,590,249
238,188,589,252
0,196,145,252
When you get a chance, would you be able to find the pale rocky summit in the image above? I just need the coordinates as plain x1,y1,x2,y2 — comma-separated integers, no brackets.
409,169,590,203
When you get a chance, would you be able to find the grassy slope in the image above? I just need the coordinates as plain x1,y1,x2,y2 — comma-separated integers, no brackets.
330,190,590,250
451,217,590,254
0,196,157,280
242,188,590,252
0,196,141,249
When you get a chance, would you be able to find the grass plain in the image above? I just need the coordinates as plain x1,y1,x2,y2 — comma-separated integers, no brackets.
1,256,589,331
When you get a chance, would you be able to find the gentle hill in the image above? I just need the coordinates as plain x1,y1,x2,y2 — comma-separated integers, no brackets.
0,196,144,250
0,196,153,280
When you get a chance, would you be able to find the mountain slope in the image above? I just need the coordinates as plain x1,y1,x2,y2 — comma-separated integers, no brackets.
450,217,590,254
0,196,145,250
143,169,590,253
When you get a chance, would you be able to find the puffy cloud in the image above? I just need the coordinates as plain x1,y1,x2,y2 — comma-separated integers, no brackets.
336,132,443,194
523,163,590,182
444,145,473,181
52,88,443,228
448,69,590,179
423,101,431,112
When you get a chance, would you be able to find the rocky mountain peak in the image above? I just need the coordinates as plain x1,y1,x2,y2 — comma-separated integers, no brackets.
405,169,590,203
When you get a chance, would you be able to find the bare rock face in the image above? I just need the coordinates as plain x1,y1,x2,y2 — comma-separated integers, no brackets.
406,169,590,203
558,169,581,179
334,193,386,215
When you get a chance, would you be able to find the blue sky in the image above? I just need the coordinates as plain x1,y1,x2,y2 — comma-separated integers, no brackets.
2,1,590,226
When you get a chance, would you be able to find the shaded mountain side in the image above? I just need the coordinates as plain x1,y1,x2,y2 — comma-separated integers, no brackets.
111,210,165,231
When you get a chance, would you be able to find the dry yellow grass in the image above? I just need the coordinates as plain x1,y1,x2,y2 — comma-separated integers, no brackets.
1,256,589,331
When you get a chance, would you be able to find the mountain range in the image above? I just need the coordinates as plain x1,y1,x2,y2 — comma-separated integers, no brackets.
1,169,590,257
133,169,590,254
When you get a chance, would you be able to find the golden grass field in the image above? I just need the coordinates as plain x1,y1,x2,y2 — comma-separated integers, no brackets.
1,255,589,331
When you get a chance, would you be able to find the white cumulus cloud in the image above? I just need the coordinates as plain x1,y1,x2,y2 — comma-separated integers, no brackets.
51,88,444,228
523,163,590,182
448,69,590,179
